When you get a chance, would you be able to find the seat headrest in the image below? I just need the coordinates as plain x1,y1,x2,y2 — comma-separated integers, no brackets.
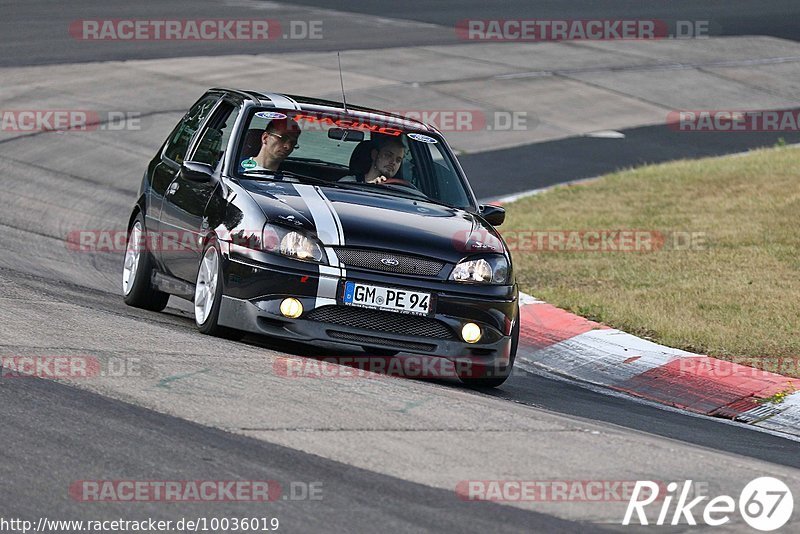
348,140,376,176
242,128,264,158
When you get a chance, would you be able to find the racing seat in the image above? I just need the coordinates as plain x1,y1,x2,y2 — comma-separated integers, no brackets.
242,128,264,158
348,140,376,176
348,138,406,179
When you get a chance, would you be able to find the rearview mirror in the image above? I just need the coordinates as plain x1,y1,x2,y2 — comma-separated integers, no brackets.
180,161,215,183
480,204,505,226
328,128,365,142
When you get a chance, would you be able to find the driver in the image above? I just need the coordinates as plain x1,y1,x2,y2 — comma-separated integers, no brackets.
245,118,301,171
341,137,405,184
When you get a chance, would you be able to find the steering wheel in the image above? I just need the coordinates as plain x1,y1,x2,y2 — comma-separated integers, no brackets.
382,178,416,188
380,177,428,199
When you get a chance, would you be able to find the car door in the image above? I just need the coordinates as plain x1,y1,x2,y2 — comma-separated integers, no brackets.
159,100,241,282
150,95,220,270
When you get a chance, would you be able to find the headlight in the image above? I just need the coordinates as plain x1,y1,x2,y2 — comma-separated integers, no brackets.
262,223,326,264
450,256,509,284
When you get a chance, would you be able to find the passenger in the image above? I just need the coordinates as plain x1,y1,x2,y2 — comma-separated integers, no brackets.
243,118,301,171
341,137,405,184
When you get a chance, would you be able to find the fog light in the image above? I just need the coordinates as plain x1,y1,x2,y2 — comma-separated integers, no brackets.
280,298,303,318
461,322,482,343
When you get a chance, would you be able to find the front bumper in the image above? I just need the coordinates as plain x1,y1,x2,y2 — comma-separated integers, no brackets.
218,246,518,367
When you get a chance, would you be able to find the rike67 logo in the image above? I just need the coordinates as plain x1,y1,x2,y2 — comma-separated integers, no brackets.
623,477,793,531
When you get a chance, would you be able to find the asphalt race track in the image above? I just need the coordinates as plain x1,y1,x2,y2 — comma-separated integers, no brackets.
464,123,800,200
1,1,799,532
4,0,798,66
292,0,800,41
0,375,587,533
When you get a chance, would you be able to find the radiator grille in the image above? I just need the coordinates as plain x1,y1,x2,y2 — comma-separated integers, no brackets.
334,248,444,276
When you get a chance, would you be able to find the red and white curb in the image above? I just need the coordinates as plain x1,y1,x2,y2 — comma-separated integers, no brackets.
516,293,800,438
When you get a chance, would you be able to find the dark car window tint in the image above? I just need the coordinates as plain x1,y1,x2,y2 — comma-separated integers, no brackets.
191,102,240,169
237,109,474,210
163,97,218,164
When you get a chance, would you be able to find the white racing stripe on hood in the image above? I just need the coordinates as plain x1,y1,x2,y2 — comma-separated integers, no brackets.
294,184,346,308
318,187,346,250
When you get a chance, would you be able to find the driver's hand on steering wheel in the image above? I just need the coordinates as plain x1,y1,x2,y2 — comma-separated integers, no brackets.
370,176,389,184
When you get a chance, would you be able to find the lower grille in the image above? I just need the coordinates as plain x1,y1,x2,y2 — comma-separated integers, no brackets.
307,305,454,339
327,331,436,352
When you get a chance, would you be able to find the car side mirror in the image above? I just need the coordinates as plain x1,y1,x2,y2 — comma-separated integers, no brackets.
181,161,215,183
480,204,505,226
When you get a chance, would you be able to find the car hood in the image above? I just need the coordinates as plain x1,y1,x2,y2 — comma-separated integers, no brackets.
238,181,505,263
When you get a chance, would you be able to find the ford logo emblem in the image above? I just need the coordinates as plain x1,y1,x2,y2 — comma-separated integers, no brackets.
380,258,399,266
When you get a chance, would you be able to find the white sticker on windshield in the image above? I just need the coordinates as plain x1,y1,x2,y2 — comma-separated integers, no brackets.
407,132,438,144
255,111,287,120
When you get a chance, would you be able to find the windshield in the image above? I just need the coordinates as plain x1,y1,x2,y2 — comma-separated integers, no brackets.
234,108,474,209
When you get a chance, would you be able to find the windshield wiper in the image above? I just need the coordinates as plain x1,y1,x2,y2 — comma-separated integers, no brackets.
241,169,298,178
286,157,328,164
239,171,459,208
240,169,346,188
342,182,462,209
344,181,429,200
286,157,350,169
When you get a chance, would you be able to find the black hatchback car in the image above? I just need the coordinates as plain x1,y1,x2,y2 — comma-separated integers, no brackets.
123,89,519,387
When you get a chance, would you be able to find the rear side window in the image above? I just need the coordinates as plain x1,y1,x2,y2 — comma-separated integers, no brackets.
163,96,219,164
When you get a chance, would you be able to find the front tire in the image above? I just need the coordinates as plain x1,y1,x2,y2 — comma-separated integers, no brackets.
194,240,244,340
122,214,169,311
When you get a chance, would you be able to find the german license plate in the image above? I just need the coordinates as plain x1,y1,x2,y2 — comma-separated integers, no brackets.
342,281,432,316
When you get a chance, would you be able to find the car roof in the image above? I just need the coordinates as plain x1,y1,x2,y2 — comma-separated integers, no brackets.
209,87,435,134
